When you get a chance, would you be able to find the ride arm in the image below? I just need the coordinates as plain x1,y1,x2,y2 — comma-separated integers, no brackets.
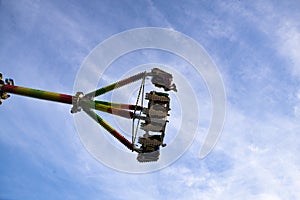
0,84,73,105
82,106,136,152
81,100,135,119
94,100,143,111
84,71,147,98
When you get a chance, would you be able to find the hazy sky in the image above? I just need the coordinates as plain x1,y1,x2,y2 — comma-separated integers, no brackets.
1,0,300,199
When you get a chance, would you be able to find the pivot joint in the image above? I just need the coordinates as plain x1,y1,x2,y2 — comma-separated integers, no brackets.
0,73,14,105
71,92,84,113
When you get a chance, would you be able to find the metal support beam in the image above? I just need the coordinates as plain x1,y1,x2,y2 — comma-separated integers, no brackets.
82,107,135,151
0,85,73,105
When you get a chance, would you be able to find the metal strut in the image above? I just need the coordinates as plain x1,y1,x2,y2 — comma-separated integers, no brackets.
85,71,148,99
132,75,146,148
0,84,73,105
82,107,135,152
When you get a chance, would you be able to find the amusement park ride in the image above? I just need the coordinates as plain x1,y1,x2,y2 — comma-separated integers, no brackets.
0,68,177,162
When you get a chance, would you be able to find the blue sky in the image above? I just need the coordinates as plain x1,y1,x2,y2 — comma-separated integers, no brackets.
1,0,300,199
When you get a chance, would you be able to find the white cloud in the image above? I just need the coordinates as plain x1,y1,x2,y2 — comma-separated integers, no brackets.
240,1,300,79
148,102,298,199
147,0,173,28
275,20,300,78
293,89,300,117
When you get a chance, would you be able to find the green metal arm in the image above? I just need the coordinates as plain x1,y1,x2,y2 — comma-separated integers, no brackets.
0,84,73,104
84,71,147,98
81,100,135,119
94,100,143,111
82,107,136,151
